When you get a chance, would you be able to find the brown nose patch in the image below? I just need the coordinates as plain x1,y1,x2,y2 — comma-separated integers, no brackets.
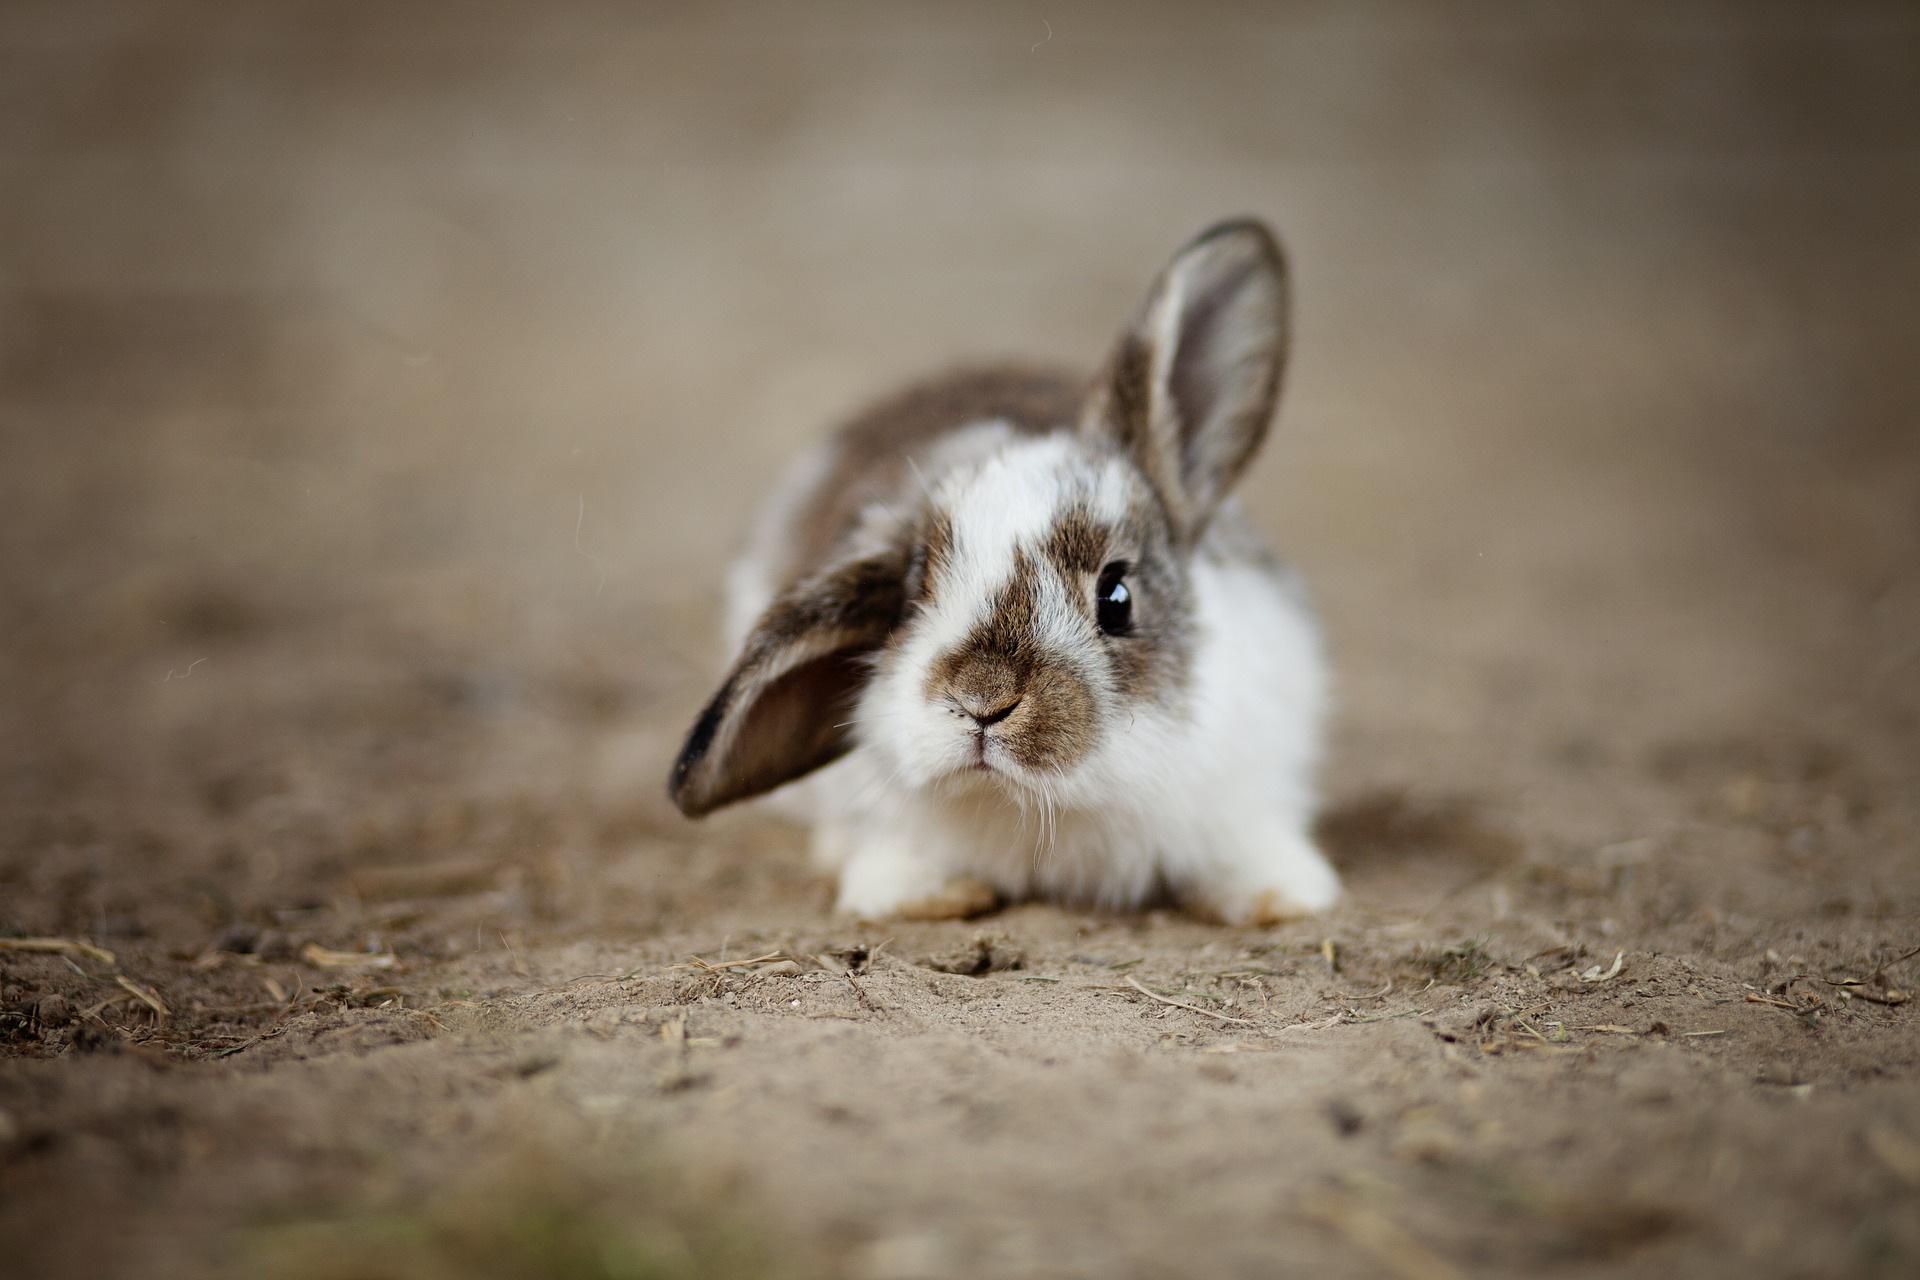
941,654,1095,771
948,660,1020,720
926,551,1099,773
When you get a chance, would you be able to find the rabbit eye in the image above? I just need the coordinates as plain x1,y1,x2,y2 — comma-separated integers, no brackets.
1095,561,1133,635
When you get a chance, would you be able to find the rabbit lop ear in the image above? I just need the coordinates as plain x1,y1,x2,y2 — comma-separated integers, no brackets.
668,553,905,818
1085,219,1290,544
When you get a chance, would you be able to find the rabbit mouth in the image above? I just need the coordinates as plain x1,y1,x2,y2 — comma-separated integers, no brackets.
962,728,1006,775
946,733,1055,794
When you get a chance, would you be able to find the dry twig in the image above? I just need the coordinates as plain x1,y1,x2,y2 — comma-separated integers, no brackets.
301,942,397,970
679,951,785,973
80,993,132,1020
1820,943,1918,1005
114,975,169,1020
1745,993,1805,1012
1347,1007,1432,1026
0,936,117,967
1124,975,1254,1025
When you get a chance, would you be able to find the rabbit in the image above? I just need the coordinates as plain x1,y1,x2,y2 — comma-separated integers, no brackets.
668,218,1341,924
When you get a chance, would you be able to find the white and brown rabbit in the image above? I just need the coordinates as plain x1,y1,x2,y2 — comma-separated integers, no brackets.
668,219,1341,923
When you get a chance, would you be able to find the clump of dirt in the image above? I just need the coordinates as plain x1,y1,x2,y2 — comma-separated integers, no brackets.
918,936,1026,976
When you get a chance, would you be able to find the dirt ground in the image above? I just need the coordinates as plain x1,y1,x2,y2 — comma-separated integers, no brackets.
3,4,1919,1277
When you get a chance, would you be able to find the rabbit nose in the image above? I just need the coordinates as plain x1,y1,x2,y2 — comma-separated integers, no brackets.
962,695,1021,729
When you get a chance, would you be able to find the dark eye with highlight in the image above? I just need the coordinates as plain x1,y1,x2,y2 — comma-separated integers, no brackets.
1095,561,1133,636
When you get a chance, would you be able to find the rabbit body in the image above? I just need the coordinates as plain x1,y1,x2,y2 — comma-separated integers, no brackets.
672,221,1343,923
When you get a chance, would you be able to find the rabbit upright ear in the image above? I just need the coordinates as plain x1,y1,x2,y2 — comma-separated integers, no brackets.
668,553,905,818
1085,219,1289,543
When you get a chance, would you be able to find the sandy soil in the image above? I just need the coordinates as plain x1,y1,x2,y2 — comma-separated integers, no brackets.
3,4,1919,1277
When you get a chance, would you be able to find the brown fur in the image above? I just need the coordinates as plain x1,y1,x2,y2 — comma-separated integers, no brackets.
1093,334,1166,526
1042,507,1108,578
777,366,1085,594
907,508,954,610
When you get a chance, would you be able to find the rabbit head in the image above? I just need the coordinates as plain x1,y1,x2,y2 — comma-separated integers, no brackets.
669,219,1289,819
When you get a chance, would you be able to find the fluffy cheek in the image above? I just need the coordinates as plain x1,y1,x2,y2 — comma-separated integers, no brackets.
854,648,976,788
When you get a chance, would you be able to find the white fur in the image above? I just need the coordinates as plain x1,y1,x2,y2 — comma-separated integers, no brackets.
726,425,1339,922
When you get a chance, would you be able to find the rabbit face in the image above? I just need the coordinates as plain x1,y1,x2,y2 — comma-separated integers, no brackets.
669,219,1295,830
857,433,1194,801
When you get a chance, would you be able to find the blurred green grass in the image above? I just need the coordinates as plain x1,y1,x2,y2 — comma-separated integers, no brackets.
240,1154,767,1280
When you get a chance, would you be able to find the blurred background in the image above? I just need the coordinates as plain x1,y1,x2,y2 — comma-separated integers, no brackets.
11,0,1920,932
4,0,1918,937
7,2,1912,909
4,4,1920,1277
